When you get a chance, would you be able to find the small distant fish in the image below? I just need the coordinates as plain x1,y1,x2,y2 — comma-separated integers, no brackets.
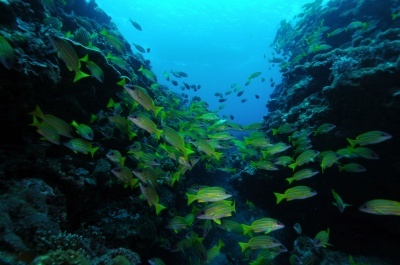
272,123,297,135
80,54,104,83
30,116,60,145
124,85,163,117
331,189,351,213
240,99,247,103
106,53,129,71
29,106,74,138
71,120,94,140
313,228,331,248
63,138,99,158
327,27,345,37
132,43,146,53
106,149,126,166
313,123,336,136
241,217,285,236
248,71,261,79
197,200,235,224
274,185,317,204
186,186,232,205
170,71,181,78
219,98,227,102
346,21,366,30
269,57,285,64
206,240,224,264
100,28,124,54
146,47,150,53
274,156,294,166
338,163,366,173
351,147,379,160
163,71,170,81
171,80,178,86
238,235,282,252
178,71,188,77
255,94,260,99
237,91,244,97
0,35,15,69
288,150,320,171
230,115,234,120
320,151,340,173
129,18,142,31
128,113,163,140
111,166,138,188
140,182,167,215
286,168,319,184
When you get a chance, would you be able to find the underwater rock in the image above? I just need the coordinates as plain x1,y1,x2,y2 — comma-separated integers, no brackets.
0,179,65,252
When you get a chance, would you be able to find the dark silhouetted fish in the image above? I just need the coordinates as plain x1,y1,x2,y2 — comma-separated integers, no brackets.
132,43,146,53
130,18,142,31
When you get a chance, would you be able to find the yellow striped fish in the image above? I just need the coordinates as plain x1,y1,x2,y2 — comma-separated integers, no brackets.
359,199,400,216
124,85,163,117
48,35,89,82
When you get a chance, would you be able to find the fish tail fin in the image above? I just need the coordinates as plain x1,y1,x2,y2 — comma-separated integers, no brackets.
286,177,294,185
128,132,137,141
90,114,97,123
274,192,285,204
107,98,115,109
238,242,247,253
272,129,278,136
155,203,167,215
73,70,90,82
214,152,223,161
241,224,252,236
100,28,108,36
183,146,195,158
154,106,164,118
30,115,40,127
217,239,225,249
155,129,163,140
79,54,89,62
71,120,79,128
120,157,126,166
89,147,99,158
186,193,196,205
288,162,297,171
346,138,357,148
211,219,220,225
130,178,139,189
29,105,44,118
261,150,269,159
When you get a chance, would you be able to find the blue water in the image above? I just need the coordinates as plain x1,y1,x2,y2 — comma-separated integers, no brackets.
95,0,316,125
